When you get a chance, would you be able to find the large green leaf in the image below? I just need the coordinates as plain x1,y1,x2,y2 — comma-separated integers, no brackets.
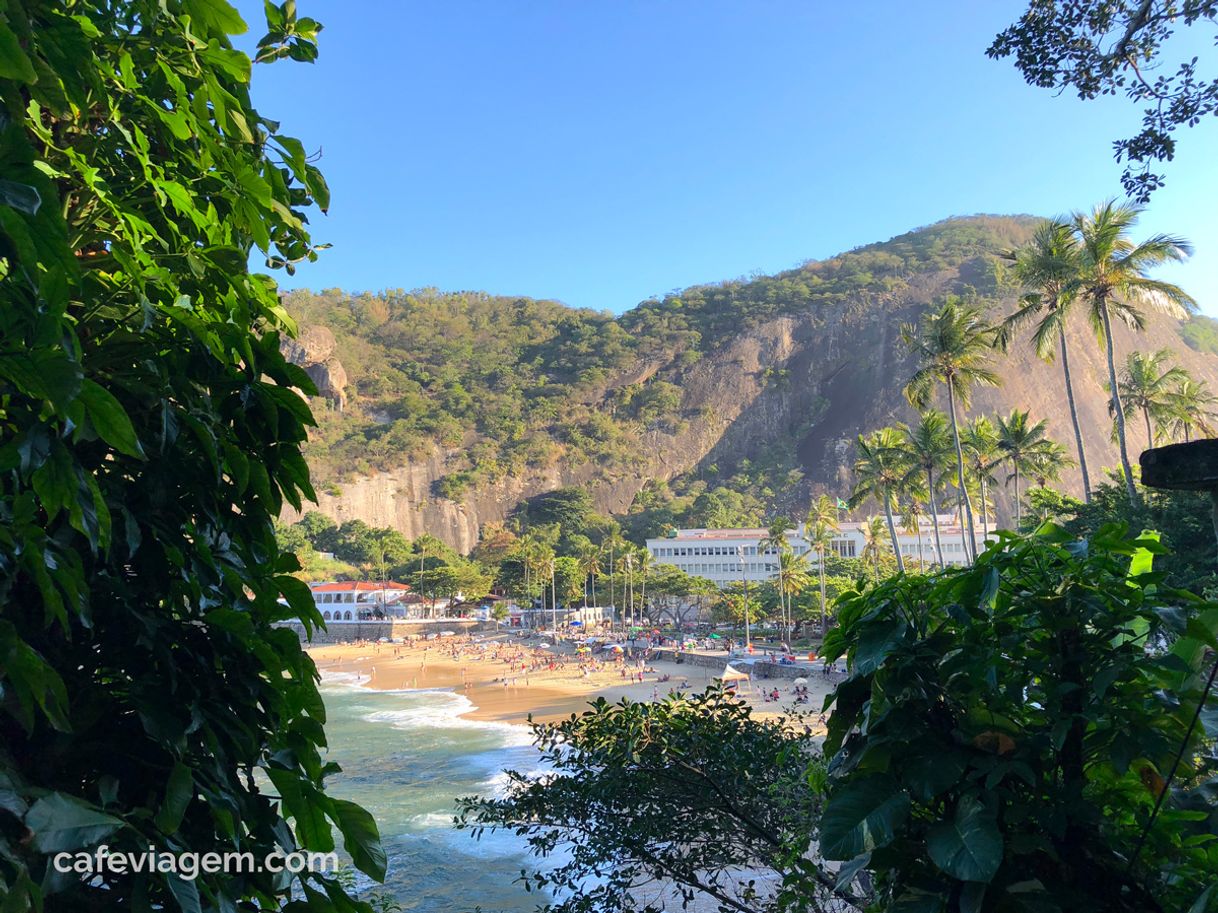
331,798,386,882
0,21,36,82
820,774,909,860
0,179,41,215
78,379,143,458
851,615,908,675
24,792,123,853
926,795,1003,883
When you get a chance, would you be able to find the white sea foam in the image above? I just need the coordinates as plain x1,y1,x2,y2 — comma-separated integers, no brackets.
408,811,457,830
352,688,536,750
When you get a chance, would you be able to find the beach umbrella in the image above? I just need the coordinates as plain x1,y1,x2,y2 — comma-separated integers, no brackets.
793,677,808,685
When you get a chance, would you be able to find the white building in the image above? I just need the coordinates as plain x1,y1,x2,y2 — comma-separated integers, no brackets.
311,581,414,621
645,516,982,588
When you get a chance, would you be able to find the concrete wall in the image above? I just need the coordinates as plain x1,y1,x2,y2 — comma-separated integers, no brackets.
652,648,825,682
277,618,494,645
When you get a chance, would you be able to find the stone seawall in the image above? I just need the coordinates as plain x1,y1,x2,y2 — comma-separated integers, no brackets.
652,649,822,682
278,619,494,645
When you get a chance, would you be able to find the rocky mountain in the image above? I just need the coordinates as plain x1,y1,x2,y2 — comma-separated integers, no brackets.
280,215,1218,551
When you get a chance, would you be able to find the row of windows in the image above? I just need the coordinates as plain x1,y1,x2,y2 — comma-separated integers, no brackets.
670,561,780,576
322,610,354,620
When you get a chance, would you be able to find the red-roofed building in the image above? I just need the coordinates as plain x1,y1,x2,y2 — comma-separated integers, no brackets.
310,581,413,621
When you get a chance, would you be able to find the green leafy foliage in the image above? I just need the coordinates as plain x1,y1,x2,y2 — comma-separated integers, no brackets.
456,687,843,913
0,2,382,911
821,525,1218,912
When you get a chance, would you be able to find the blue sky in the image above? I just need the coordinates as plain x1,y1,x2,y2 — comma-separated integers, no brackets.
236,1,1218,315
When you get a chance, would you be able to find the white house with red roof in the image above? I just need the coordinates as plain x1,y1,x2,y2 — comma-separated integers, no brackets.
310,581,414,621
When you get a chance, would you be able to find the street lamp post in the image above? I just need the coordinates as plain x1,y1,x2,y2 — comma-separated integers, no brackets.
738,544,751,648
550,558,558,636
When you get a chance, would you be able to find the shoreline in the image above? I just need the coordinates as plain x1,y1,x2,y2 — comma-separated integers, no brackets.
308,633,836,733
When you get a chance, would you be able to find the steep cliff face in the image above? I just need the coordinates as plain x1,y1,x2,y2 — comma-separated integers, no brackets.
283,216,1218,549
281,325,349,411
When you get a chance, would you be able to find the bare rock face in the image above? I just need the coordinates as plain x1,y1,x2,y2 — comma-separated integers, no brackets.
281,325,347,411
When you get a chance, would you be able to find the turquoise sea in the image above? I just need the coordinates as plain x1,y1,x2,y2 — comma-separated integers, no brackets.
318,672,550,912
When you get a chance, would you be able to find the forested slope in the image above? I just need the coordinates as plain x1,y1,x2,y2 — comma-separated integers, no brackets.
282,215,1218,550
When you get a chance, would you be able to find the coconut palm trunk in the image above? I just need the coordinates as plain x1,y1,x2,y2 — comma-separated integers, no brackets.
925,468,945,566
1058,333,1092,502
946,378,976,563
883,490,905,573
979,477,990,540
818,552,828,638
1142,406,1153,449
1100,303,1138,502
1012,461,1022,528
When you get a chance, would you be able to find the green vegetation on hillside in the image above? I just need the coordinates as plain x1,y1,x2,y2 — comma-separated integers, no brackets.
285,216,1037,508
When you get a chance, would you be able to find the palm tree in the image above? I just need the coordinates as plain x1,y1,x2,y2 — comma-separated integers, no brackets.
898,410,953,567
636,547,653,626
760,518,792,636
804,494,839,639
961,416,1001,540
900,495,927,572
1164,376,1218,442
621,549,635,629
576,541,601,607
996,410,1067,528
1027,439,1072,491
1000,220,1093,501
860,515,890,582
603,529,625,618
1073,201,1195,502
1112,349,1189,448
850,427,908,573
902,299,999,562
775,550,811,644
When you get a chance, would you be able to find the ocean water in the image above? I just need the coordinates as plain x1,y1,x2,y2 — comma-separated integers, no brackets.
318,672,550,912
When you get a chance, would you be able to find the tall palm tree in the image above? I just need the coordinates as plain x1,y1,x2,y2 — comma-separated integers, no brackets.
1164,376,1218,442
1027,439,1072,491
760,518,792,635
576,541,601,608
636,547,653,626
621,549,635,629
1073,201,1195,502
603,529,625,618
898,410,953,567
996,409,1066,528
775,550,811,644
999,219,1093,501
900,495,927,572
860,515,890,582
804,494,839,639
1111,349,1189,448
902,299,999,562
850,427,909,573
961,416,1002,540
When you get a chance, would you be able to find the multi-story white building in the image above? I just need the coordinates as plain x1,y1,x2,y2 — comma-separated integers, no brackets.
645,516,982,588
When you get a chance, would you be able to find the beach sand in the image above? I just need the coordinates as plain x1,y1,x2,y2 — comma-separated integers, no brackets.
308,632,839,732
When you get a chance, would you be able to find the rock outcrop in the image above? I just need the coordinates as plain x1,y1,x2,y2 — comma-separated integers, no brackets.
281,325,348,411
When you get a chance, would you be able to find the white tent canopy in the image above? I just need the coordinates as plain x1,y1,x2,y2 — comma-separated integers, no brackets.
719,664,750,682
718,664,754,694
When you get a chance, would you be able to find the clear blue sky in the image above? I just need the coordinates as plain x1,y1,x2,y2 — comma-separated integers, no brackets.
236,1,1218,315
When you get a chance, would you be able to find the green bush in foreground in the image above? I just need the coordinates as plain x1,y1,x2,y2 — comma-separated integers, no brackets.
0,2,383,911
822,525,1218,913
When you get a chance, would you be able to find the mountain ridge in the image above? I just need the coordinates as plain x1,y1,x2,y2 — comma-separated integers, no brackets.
281,214,1218,551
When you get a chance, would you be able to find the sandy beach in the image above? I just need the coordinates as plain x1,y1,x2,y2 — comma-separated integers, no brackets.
309,632,838,733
